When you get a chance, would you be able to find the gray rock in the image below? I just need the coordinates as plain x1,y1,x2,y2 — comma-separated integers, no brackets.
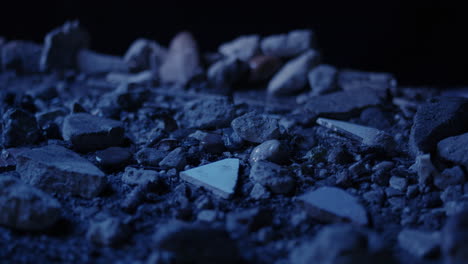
231,112,280,143
250,183,271,200
410,154,439,187
77,49,128,74
40,21,90,71
299,186,368,225
440,185,463,203
1,41,42,73
442,212,468,264
250,161,295,194
152,221,241,264
136,148,167,167
338,70,397,92
267,50,320,95
62,113,125,152
1,108,41,148
434,166,466,190
308,64,339,95
159,147,186,170
181,97,235,129
409,97,468,156
0,176,61,231
95,147,132,171
106,70,155,84
398,229,441,258
124,38,167,72
121,167,159,185
159,32,202,86
218,34,260,61
248,55,281,82
16,145,106,198
249,139,288,164
261,29,315,58
86,216,129,247
197,210,219,222
389,176,408,192
438,133,468,170
207,56,248,88
180,158,239,199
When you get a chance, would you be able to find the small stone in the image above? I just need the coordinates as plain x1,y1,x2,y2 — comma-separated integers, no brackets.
62,113,125,152
1,108,41,148
106,70,155,84
248,55,281,82
207,56,248,88
121,167,159,185
218,34,260,61
363,189,385,205
308,64,339,96
180,158,239,199
95,147,132,171
159,147,187,170
249,139,288,165
159,32,202,86
442,212,468,264
0,176,61,231
434,166,466,190
77,49,128,74
438,133,468,170
222,128,244,150
1,41,42,73
197,210,218,222
16,145,106,198
372,161,395,172
250,183,271,200
86,216,129,247
411,154,439,187
189,131,225,154
250,161,295,195
136,148,167,167
398,229,441,258
409,97,468,156
124,38,167,72
389,176,408,192
338,70,397,92
444,196,468,216
298,186,368,225
181,97,235,129
40,21,90,71
261,30,315,58
267,50,320,95
231,112,280,143
441,185,463,203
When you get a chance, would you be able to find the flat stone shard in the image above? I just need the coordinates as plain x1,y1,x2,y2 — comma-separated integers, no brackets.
15,145,106,198
77,49,128,74
308,64,339,96
1,41,42,73
231,112,280,143
267,50,320,95
261,29,315,58
438,133,468,169
40,21,90,71
398,229,441,258
62,113,125,152
409,97,468,156
338,70,397,92
0,176,62,231
1,108,41,148
218,34,260,61
180,158,239,199
299,186,368,225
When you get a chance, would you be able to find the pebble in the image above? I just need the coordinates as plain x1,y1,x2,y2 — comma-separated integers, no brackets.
261,29,315,58
76,49,128,74
158,147,187,170
250,183,271,200
180,158,239,199
1,108,41,148
442,212,468,264
135,148,167,167
218,34,260,61
189,131,225,154
40,21,90,71
440,185,463,203
411,154,439,187
389,176,408,192
106,70,155,84
16,145,106,198
207,56,248,88
298,186,368,225
231,112,280,143
434,166,466,190
62,113,125,152
159,32,202,86
398,229,441,258
1,41,42,73
0,175,61,231
121,167,159,185
86,216,129,247
124,38,167,72
409,97,468,156
181,97,235,129
338,70,397,93
95,147,132,171
308,64,339,95
267,50,320,95
197,210,219,222
249,139,288,164
438,133,468,170
248,55,281,82
250,161,295,195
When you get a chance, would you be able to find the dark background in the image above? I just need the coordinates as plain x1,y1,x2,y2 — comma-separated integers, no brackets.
0,0,467,87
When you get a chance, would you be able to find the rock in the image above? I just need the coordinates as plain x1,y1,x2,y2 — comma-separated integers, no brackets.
86,216,129,247
16,145,106,198
1,41,42,73
442,212,468,264
298,186,368,225
62,113,125,152
181,97,235,129
106,70,156,84
248,55,281,82
159,32,202,86
267,50,320,95
159,147,187,170
124,38,167,72
207,56,249,88
40,21,90,71
249,139,288,164
316,117,395,151
250,161,295,194
409,97,468,156
441,185,463,203
398,229,441,258
180,158,239,199
1,108,41,148
231,112,280,143
136,148,167,167
411,154,439,187
98,83,151,111
338,70,397,92
152,221,241,264
250,183,271,200
0,175,61,231
35,108,68,128
308,64,339,95
77,49,128,74
389,176,408,192
360,107,393,130
438,133,468,169
218,35,260,61
261,29,315,58
197,210,219,222
121,167,159,185
189,131,225,154
95,147,132,171
434,166,466,190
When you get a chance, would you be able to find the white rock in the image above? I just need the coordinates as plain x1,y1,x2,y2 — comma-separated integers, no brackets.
218,35,260,61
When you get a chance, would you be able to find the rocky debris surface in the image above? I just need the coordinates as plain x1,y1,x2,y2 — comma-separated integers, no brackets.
1,22,468,264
